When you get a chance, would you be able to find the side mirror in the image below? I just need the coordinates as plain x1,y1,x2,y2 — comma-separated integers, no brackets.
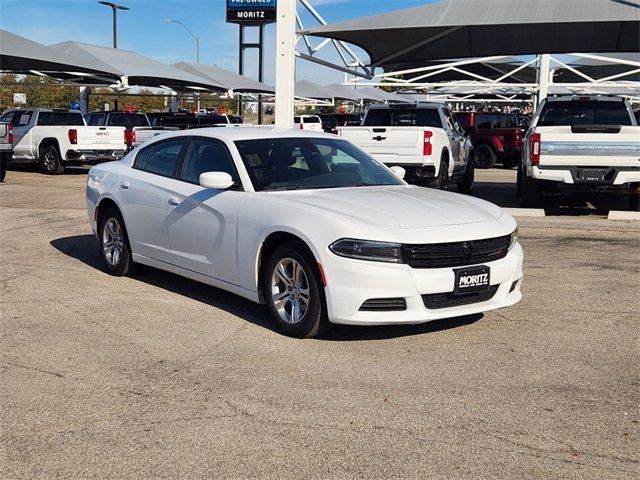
389,165,406,180
199,171,235,190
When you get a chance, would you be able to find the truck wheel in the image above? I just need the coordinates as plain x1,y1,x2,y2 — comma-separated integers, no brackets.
41,145,64,175
457,159,474,194
521,174,542,208
433,155,449,190
501,156,518,169
629,183,640,211
474,144,496,169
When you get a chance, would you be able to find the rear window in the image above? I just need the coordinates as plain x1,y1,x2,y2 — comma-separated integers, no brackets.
364,108,442,128
199,115,227,124
107,113,149,128
303,116,321,123
37,112,84,126
539,101,632,126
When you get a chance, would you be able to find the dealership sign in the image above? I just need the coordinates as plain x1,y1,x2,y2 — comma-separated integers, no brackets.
226,0,277,24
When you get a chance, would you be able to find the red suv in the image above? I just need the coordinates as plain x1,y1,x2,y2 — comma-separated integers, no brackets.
455,112,523,168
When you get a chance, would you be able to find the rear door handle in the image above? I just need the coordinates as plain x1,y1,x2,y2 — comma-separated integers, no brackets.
168,196,180,206
120,181,130,189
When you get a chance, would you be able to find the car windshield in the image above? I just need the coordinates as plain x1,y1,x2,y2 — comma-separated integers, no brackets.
235,137,403,191
538,101,632,126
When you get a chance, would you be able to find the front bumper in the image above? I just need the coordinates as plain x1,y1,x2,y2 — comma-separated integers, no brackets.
322,243,523,326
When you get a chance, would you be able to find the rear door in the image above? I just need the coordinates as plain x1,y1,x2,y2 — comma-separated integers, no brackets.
121,138,188,264
165,137,243,284
11,111,35,157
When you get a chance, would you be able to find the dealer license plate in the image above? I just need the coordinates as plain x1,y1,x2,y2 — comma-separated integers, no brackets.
454,265,490,295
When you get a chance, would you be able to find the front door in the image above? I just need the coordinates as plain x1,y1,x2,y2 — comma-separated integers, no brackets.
166,137,243,285
120,137,188,264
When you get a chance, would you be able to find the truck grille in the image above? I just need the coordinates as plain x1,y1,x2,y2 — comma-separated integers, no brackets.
422,285,499,310
403,235,510,269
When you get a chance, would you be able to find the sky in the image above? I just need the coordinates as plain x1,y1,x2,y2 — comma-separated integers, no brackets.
0,0,437,86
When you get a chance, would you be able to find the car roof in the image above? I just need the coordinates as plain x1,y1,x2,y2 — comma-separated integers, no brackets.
546,95,626,103
150,126,340,142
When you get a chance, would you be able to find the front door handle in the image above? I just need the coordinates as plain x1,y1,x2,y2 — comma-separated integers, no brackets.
168,196,180,206
120,181,130,190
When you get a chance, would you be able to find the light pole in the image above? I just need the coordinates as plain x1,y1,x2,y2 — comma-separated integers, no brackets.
164,19,201,111
164,19,200,64
98,1,130,49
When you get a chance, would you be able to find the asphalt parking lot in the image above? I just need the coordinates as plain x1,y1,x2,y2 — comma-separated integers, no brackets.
1,167,639,479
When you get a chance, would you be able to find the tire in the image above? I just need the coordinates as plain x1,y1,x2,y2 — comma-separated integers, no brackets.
474,144,496,169
264,241,330,338
521,174,542,208
501,156,518,169
40,145,64,175
98,206,134,276
516,162,523,197
457,157,474,194
629,183,640,211
0,153,7,182
433,154,449,190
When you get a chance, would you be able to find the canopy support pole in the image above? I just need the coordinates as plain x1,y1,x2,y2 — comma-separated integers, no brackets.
537,54,551,109
79,87,91,115
275,0,296,128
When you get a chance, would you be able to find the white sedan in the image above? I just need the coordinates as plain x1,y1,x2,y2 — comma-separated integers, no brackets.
86,127,523,338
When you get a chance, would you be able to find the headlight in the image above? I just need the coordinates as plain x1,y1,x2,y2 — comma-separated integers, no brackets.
329,238,404,263
509,227,519,250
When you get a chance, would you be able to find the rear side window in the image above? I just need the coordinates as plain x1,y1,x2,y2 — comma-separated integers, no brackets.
37,112,84,126
538,101,632,126
107,113,148,128
135,138,186,177
364,108,442,128
179,138,239,185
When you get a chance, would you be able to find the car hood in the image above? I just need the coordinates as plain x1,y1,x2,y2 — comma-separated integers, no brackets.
267,185,503,229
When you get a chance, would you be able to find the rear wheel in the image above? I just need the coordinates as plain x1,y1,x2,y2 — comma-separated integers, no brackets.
457,157,474,194
433,154,449,190
264,242,330,338
41,145,64,175
521,174,543,208
474,144,496,169
99,207,134,276
629,183,640,211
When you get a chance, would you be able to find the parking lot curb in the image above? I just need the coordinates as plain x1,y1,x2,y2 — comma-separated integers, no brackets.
607,211,640,221
503,208,545,218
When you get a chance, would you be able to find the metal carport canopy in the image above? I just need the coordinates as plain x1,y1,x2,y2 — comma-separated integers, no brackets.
49,41,227,91
172,61,275,94
301,0,640,70
0,29,120,81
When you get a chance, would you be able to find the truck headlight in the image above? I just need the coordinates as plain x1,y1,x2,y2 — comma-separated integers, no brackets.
509,227,519,250
329,239,404,263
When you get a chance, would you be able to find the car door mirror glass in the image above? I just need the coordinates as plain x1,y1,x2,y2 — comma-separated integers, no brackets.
389,166,406,180
199,171,235,190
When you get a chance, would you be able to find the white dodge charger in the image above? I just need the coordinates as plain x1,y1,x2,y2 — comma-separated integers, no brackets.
86,127,523,338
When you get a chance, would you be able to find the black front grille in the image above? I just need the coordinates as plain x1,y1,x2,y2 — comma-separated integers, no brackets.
403,235,511,269
422,285,499,310
359,298,407,312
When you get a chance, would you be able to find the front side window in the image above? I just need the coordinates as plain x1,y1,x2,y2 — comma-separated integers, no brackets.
179,138,239,185
235,137,402,191
135,138,186,177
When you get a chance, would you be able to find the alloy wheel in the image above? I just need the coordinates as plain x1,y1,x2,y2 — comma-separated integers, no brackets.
102,218,125,266
270,257,310,324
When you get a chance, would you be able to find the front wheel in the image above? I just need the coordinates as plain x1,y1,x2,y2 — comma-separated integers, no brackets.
41,145,64,175
98,207,134,276
264,242,330,338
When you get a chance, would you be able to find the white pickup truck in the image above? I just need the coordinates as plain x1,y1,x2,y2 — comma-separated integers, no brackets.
519,96,640,210
337,102,475,193
85,111,178,150
2,108,126,174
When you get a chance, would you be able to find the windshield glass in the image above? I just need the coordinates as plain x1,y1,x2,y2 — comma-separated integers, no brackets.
235,137,403,191
538,101,632,126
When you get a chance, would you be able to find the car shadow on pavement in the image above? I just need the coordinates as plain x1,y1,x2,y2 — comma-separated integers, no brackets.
51,234,483,341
